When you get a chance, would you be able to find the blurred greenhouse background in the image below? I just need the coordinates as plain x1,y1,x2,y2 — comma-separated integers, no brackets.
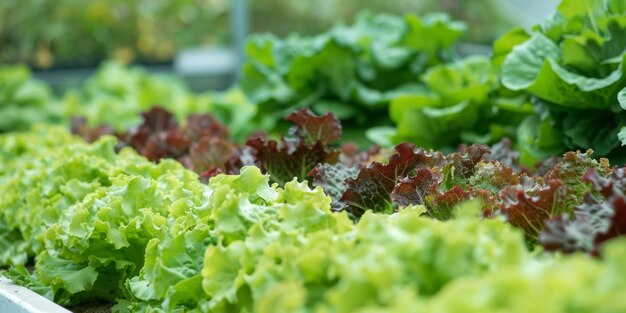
1,0,557,93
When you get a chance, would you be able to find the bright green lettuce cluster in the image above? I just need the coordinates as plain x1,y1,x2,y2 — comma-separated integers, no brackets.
62,62,256,141
417,239,626,313
116,168,529,312
118,166,351,312
0,125,82,266
0,62,257,140
500,0,626,164
62,61,200,130
198,202,528,313
0,126,209,304
0,65,61,132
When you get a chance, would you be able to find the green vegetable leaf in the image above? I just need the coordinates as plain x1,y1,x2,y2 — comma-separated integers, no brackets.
502,33,626,109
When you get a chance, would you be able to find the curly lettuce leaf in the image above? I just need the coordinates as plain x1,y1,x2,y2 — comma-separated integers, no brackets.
0,131,116,267
229,109,343,186
200,199,527,313
285,109,342,145
499,150,611,244
418,238,626,313
340,143,505,220
0,126,212,305
31,159,207,305
341,143,438,216
541,167,626,254
500,179,568,241
63,62,256,140
0,65,60,132
117,166,350,312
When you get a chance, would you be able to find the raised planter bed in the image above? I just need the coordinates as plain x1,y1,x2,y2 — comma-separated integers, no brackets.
0,278,70,313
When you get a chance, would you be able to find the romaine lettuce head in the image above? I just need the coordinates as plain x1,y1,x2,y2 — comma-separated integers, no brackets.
500,0,626,163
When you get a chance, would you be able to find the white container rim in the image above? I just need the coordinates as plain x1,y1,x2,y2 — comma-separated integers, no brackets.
0,277,70,313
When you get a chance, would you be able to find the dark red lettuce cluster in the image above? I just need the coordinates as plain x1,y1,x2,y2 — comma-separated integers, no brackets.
540,167,626,255
72,107,236,181
73,107,626,256
72,107,378,184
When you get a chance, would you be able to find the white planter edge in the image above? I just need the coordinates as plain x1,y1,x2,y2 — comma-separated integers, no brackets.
0,277,70,313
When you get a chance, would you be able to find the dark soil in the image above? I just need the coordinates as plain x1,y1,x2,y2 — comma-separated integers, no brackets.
68,301,113,313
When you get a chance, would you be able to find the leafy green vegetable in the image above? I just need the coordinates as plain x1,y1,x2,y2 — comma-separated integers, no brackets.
0,125,209,305
499,150,612,243
384,56,532,151
4,3,626,311
36,163,205,304
500,0,626,163
114,166,350,312
502,34,625,108
500,179,567,240
241,109,342,185
241,12,466,138
338,142,519,220
197,199,527,313
0,125,85,265
62,62,256,141
112,167,529,312
1,62,257,141
617,87,626,146
417,238,626,313
0,65,61,132
67,103,626,254
3,125,626,312
516,113,566,167
73,107,379,187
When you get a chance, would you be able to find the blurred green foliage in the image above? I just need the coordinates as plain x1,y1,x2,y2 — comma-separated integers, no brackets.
0,62,256,142
250,0,512,43
0,0,229,68
1,0,510,68
0,65,61,132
